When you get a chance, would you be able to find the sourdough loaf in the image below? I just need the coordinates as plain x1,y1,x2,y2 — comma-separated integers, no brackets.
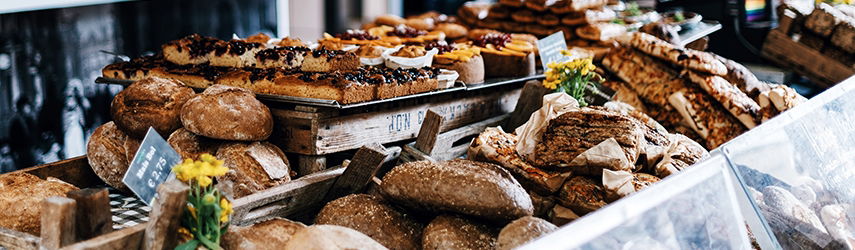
86,121,141,191
497,216,558,250
379,159,534,221
315,194,423,250
0,173,78,235
180,85,273,141
223,218,306,250
167,128,221,161
422,215,498,250
284,225,387,250
111,76,195,138
216,142,291,198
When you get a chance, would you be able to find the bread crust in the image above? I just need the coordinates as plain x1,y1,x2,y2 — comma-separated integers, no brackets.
380,159,534,221
111,77,196,138
167,128,221,161
216,141,292,198
0,173,78,235
284,225,387,250
180,85,273,141
316,194,423,250
223,218,306,250
422,215,498,250
496,216,558,250
86,121,141,191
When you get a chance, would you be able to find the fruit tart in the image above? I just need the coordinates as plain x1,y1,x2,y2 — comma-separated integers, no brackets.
432,42,485,84
474,33,536,78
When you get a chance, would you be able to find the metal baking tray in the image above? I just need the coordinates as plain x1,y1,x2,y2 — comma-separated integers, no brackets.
96,75,544,109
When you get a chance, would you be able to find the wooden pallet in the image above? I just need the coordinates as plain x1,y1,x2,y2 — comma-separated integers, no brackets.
271,83,523,172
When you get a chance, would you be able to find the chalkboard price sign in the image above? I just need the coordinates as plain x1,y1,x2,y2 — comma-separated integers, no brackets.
122,128,182,205
536,31,569,66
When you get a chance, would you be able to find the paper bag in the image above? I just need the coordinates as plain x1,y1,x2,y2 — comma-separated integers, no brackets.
602,169,636,202
515,92,579,161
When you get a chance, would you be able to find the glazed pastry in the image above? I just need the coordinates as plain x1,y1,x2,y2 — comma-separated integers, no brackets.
511,9,537,23
525,0,551,12
537,14,561,26
500,0,525,8
488,4,512,19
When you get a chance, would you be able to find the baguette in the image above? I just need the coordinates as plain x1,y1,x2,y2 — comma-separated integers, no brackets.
628,32,728,76
685,70,762,129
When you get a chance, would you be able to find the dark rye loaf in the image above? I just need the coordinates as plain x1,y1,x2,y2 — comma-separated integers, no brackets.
180,84,273,141
379,159,533,221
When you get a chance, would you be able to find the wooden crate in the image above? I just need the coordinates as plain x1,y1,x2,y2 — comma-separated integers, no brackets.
271,84,522,157
762,29,855,88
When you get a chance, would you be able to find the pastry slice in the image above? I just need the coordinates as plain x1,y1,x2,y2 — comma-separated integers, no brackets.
254,46,310,69
685,70,762,129
208,39,265,68
628,32,728,76
433,45,485,84
301,49,360,72
475,33,536,78
162,34,221,65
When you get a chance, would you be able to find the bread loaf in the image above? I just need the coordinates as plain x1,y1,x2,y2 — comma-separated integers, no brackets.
422,215,498,250
628,32,728,76
558,176,607,216
0,173,78,235
180,85,273,141
805,3,847,37
497,216,558,250
654,133,709,178
223,218,306,250
86,121,141,191
111,76,195,138
167,128,222,160
284,225,387,250
380,159,534,221
216,142,292,198
831,20,855,54
315,194,423,250
685,70,761,129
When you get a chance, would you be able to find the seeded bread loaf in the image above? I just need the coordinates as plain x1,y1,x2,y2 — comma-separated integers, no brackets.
223,218,306,250
0,173,78,235
180,85,273,141
316,194,423,250
379,159,534,221
216,142,292,198
111,76,196,138
86,121,141,191
497,216,558,250
422,215,498,250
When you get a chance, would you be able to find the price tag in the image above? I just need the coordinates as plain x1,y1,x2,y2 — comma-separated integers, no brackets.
536,31,569,66
122,127,182,205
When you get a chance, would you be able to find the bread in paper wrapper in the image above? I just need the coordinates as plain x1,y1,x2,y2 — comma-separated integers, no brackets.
601,169,661,202
557,176,608,216
654,133,709,178
515,92,579,162
468,127,571,194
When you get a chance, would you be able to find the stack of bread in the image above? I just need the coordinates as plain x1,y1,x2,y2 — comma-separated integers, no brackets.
223,159,561,250
785,2,855,68
467,101,710,227
102,34,443,104
86,77,294,199
602,32,806,149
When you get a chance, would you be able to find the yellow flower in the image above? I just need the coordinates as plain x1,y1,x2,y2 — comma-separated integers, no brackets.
219,198,233,223
203,193,216,205
196,176,213,187
187,204,197,219
560,50,573,56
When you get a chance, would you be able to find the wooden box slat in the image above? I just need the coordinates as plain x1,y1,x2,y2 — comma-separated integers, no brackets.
761,29,855,88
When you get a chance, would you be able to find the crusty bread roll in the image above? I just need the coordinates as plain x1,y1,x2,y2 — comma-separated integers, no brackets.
497,216,558,250
284,224,387,250
223,218,306,250
434,23,468,39
86,121,141,191
216,141,292,198
315,194,423,250
111,76,196,139
167,128,221,161
422,215,498,250
380,159,533,221
180,85,273,141
0,173,78,235
557,176,607,216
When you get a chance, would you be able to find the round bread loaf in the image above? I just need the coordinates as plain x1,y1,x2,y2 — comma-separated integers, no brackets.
316,194,423,250
86,121,141,191
496,216,558,250
111,76,195,138
284,225,387,250
167,128,221,161
422,215,498,250
223,218,306,250
180,85,273,141
0,173,78,235
216,141,291,198
380,159,533,221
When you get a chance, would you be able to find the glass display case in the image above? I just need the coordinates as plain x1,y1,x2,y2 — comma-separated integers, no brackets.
522,154,756,250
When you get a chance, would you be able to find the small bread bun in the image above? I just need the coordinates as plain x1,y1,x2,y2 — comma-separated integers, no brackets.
284,225,387,250
422,215,499,249
86,121,141,191
497,216,558,250
111,76,195,138
510,9,536,23
180,85,273,141
375,14,406,26
435,23,468,39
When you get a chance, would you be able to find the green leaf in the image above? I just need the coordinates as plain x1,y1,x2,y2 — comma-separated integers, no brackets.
175,239,199,250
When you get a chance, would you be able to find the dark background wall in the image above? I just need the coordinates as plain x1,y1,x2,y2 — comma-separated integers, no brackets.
0,0,277,172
